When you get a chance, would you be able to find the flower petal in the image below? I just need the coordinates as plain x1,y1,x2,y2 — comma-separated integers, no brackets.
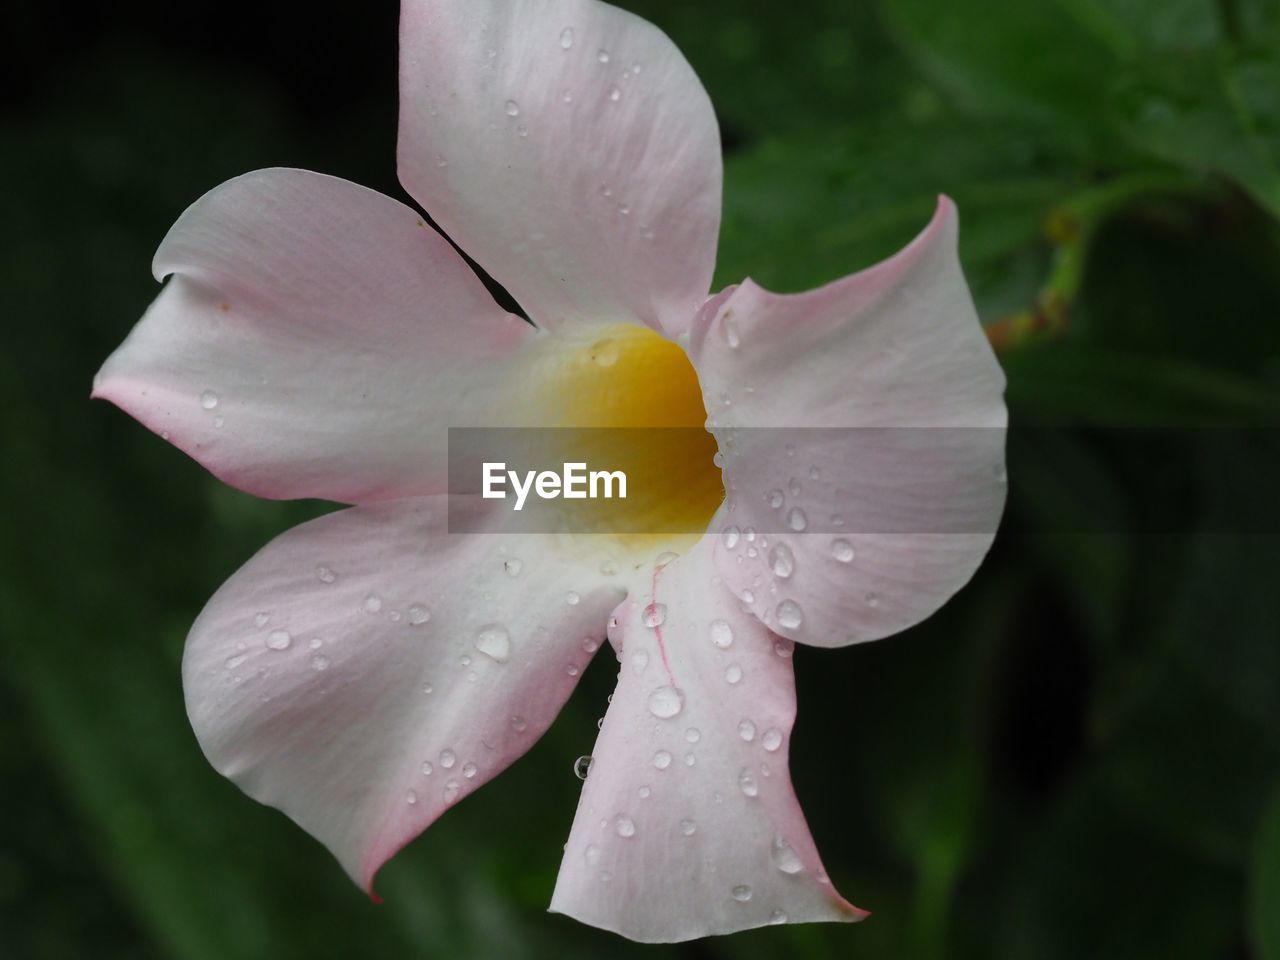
398,0,721,337
182,497,624,893
93,168,539,504
550,541,864,941
690,197,1007,647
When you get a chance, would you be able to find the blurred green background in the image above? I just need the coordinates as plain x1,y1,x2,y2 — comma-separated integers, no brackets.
3,0,1280,957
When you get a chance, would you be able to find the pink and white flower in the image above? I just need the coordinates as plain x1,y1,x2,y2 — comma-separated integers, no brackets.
92,0,1006,943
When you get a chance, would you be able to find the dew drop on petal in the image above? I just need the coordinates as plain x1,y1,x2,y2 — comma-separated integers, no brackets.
439,749,456,769
254,612,269,627
406,789,418,805
630,648,649,674
831,539,856,563
504,99,520,116
608,85,621,102
585,843,602,867
200,390,219,410
421,761,433,775
462,762,478,779
866,592,881,608
787,507,808,532
315,565,337,584
769,544,795,579
614,815,636,838
739,768,759,797
684,727,701,744
761,727,783,752
310,654,330,672
776,599,804,630
597,49,610,63
647,685,683,719
443,779,460,804
770,909,789,924
653,749,673,769
475,623,511,662
722,524,741,549
738,719,757,742
574,756,594,780
511,714,528,732
363,593,383,614
265,629,292,651
772,835,804,874
709,618,734,649
642,603,667,628
503,558,523,577
680,818,697,836
732,884,753,902
725,663,743,684
559,27,574,49
765,489,784,509
408,604,431,626
566,591,580,606
774,637,795,658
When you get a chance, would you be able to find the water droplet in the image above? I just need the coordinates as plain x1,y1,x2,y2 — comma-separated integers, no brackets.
770,909,788,924
787,507,808,532
566,591,580,606
641,603,667,628
725,663,743,684
738,719,757,742
765,489,784,508
583,637,599,653
723,316,741,348
731,884,753,902
503,558,523,577
200,390,219,410
722,524,741,549
647,685,683,719
630,649,649,674
462,762,477,779
421,761,433,775
741,589,756,605
776,599,803,630
772,835,804,874
589,338,618,367
684,752,696,766
309,638,323,650
608,85,621,102
761,727,783,752
865,592,880,608
597,49,610,63
315,565,337,584
408,604,431,625
475,623,511,662
684,727,701,744
709,619,734,649
459,655,472,668
832,513,846,528
638,785,651,799
511,714,528,732
310,654,330,672
769,544,795,579
213,416,225,429
422,682,434,694
559,27,574,49
654,551,678,569
615,815,636,838
504,99,520,116
773,638,795,657
443,779,460,804
266,629,292,651
739,768,759,797
406,789,418,805
680,818,697,836
224,653,249,670
363,593,383,613
254,612,269,627
574,756,594,780
831,539,855,563
653,749,673,769
439,749,456,769
584,843,602,866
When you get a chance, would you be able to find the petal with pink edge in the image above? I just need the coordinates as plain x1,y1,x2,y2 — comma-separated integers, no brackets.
550,541,865,941
690,197,1007,647
398,0,721,338
182,497,624,893
93,168,540,504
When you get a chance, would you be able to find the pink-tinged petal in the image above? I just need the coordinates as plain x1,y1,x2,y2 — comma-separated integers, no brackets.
183,497,624,893
93,168,539,504
398,0,721,338
550,542,864,941
690,198,1007,647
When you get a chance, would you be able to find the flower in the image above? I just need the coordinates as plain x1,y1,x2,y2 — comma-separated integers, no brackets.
91,0,1006,943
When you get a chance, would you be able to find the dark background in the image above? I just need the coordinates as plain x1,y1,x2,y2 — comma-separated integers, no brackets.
3,1,1280,957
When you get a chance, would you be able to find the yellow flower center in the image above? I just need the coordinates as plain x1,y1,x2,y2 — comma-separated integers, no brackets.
537,323,722,559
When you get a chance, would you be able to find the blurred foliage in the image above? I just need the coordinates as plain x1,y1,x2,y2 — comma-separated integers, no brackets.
2,0,1279,958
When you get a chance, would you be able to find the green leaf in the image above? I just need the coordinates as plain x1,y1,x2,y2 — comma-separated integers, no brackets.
1253,784,1280,959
